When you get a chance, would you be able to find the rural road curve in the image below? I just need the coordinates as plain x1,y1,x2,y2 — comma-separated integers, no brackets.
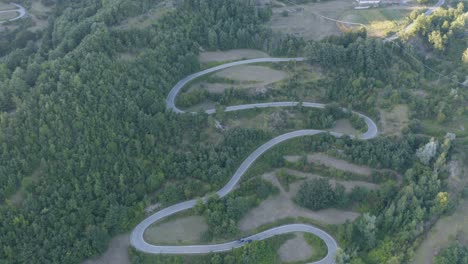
131,58,379,263
385,0,445,42
0,3,26,23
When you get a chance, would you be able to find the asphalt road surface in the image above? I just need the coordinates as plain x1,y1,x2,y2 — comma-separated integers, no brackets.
0,3,26,23
132,58,379,264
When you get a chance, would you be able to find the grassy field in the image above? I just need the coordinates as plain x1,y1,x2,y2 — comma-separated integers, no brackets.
144,215,208,245
269,0,353,40
0,2,14,11
278,233,313,262
0,11,17,21
199,49,269,63
238,170,361,231
379,104,410,135
340,7,414,37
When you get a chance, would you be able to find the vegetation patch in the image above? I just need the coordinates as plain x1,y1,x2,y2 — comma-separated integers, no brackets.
238,170,360,231
340,6,416,37
414,199,468,264
379,104,409,135
304,233,328,262
0,11,17,21
0,2,14,11
198,49,269,63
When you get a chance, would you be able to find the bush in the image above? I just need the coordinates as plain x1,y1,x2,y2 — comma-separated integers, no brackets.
295,178,336,210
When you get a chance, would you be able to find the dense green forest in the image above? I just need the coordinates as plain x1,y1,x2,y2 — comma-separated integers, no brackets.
0,0,467,263
0,0,279,262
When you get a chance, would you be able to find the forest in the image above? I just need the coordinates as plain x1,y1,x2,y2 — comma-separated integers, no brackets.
0,0,467,263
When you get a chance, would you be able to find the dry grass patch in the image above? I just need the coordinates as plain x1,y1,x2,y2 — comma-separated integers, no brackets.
269,0,353,40
285,153,373,177
340,6,416,37
144,215,208,245
188,65,287,94
414,199,468,264
0,11,17,21
216,65,286,83
198,49,269,63
238,170,361,231
284,169,379,192
116,0,174,30
379,104,409,135
28,1,53,32
329,119,360,137
0,2,14,11
278,233,313,263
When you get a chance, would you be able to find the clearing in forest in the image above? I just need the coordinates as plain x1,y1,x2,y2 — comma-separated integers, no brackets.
29,1,53,32
198,49,269,63
340,6,420,37
144,215,208,245
379,104,409,135
278,233,313,262
269,0,353,40
238,170,363,231
285,153,373,177
115,0,174,30
329,119,360,137
0,11,17,21
0,2,14,11
188,65,287,94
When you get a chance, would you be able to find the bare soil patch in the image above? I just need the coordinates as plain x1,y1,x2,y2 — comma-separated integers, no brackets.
379,104,409,135
144,215,208,244
413,199,468,264
239,171,360,231
199,49,269,63
269,0,353,40
278,233,313,262
83,234,130,264
285,153,373,177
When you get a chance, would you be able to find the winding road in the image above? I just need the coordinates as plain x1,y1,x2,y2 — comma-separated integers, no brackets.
0,3,26,24
131,58,379,263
